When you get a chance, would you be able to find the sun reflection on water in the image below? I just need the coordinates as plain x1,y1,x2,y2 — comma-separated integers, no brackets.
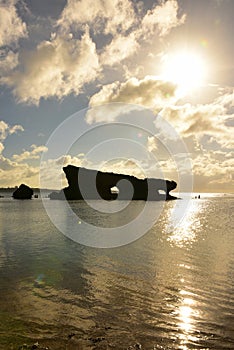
166,200,205,247
176,292,200,349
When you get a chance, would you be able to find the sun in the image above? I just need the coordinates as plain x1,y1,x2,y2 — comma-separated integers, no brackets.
161,51,207,94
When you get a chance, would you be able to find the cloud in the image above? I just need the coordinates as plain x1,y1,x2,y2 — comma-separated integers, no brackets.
147,136,158,153
91,76,176,105
216,88,234,108
0,154,17,171
156,89,234,153
191,150,234,192
141,0,186,38
0,157,39,187
0,0,27,47
0,120,10,141
58,0,185,66
0,120,24,157
0,124,43,187
159,103,228,136
100,33,139,66
0,120,24,141
40,154,88,189
0,143,48,187
0,142,4,154
58,0,185,39
0,49,19,75
57,0,136,35
2,29,100,104
86,76,177,123
12,144,48,162
0,0,187,104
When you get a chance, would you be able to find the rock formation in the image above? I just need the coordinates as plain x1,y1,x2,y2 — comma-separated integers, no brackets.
13,184,33,199
49,165,177,201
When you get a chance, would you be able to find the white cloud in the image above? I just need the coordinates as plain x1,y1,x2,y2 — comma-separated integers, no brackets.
58,0,185,39
0,120,24,160
57,0,136,35
0,154,39,187
0,124,43,185
159,103,228,136
92,76,176,105
0,120,24,141
57,0,186,67
2,29,100,104
0,0,187,104
40,154,88,189
0,49,19,75
141,0,186,38
215,89,234,111
86,76,177,123
147,136,158,153
8,123,24,134
0,142,4,154
191,150,234,192
0,0,27,47
100,33,138,66
12,144,48,162
0,154,17,171
0,121,10,141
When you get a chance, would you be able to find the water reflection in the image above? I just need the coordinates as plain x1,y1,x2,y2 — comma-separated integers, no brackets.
1,198,234,349
176,291,200,349
166,200,205,247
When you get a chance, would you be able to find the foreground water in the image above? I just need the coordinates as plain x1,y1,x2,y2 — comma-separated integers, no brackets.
0,194,233,349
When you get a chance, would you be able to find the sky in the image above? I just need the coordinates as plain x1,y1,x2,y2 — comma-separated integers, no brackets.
0,0,233,192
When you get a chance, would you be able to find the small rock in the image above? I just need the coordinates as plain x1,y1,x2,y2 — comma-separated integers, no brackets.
31,342,39,349
13,184,33,200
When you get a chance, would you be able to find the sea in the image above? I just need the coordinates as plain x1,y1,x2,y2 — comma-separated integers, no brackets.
0,192,233,350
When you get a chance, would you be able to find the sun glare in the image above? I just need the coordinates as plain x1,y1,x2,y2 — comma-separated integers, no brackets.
161,51,207,94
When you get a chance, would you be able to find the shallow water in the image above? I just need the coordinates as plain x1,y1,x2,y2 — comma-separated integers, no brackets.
0,194,233,349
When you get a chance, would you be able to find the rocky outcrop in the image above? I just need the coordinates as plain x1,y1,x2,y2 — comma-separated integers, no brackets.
13,184,33,199
49,165,177,201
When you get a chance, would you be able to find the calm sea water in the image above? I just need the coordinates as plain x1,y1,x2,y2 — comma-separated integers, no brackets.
0,194,233,350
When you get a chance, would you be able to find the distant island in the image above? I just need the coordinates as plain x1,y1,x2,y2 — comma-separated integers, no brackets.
49,165,177,201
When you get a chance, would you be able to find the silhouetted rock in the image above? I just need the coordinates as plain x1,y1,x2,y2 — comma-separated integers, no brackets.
49,165,177,201
13,184,33,199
